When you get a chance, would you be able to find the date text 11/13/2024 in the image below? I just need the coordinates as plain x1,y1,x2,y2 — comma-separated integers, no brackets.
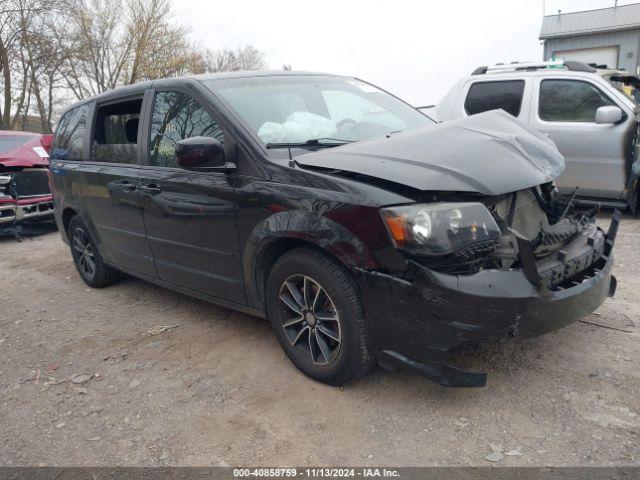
233,468,400,478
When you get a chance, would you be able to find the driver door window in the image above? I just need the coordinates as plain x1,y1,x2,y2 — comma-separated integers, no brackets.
149,91,224,168
539,80,616,122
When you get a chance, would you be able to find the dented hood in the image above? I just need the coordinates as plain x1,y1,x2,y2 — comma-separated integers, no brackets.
295,110,565,196
0,133,50,169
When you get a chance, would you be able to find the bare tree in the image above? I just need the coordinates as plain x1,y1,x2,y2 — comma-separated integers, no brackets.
0,0,268,132
0,0,69,131
0,0,23,129
0,38,13,129
60,0,204,100
125,0,203,83
203,45,266,73
17,0,69,132
61,0,139,98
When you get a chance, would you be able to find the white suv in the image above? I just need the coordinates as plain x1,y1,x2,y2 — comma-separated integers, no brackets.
435,61,639,213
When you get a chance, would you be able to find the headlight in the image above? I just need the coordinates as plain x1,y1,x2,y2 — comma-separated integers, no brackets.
380,202,501,255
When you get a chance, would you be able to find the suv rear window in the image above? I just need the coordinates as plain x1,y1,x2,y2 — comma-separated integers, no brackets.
465,80,525,117
92,98,142,164
52,104,89,161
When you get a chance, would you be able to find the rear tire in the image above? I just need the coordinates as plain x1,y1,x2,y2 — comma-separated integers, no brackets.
68,216,120,288
266,247,375,385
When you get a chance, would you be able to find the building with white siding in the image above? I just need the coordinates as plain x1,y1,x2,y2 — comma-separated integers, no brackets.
540,3,640,74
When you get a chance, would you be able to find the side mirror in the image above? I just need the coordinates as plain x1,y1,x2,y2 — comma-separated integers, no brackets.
595,106,624,124
175,136,235,171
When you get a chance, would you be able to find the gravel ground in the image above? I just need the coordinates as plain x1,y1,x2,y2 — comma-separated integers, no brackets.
0,215,639,467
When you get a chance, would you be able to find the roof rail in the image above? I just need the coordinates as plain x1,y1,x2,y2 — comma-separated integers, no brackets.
471,60,597,75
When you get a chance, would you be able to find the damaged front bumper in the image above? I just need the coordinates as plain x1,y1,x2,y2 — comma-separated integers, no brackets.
359,211,621,388
0,195,55,227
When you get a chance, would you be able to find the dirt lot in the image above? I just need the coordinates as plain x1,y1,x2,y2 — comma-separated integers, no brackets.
0,215,639,467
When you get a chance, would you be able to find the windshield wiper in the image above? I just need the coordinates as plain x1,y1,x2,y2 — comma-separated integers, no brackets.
265,138,354,149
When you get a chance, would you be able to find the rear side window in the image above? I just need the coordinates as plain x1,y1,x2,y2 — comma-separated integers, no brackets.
52,104,89,160
465,80,526,117
92,98,143,164
539,79,616,122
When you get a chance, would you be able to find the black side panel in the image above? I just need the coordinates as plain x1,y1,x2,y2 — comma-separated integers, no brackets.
64,91,157,277
139,167,244,303
75,162,156,277
138,85,245,304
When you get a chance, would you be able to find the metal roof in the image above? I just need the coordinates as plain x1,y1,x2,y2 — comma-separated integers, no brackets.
540,3,640,39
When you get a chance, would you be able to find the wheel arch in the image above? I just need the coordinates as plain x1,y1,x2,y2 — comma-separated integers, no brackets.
243,210,376,310
61,207,79,240
254,237,319,308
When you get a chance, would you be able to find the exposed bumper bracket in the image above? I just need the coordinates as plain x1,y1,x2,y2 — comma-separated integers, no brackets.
605,209,622,256
515,234,543,288
379,350,487,388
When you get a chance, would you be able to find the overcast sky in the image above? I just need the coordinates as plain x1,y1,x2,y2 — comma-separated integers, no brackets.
174,0,637,106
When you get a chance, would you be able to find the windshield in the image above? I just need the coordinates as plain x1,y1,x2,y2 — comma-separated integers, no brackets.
204,76,434,146
0,135,37,155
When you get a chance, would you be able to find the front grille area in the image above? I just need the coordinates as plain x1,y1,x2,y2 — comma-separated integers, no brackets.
494,188,548,240
495,188,538,219
12,169,51,198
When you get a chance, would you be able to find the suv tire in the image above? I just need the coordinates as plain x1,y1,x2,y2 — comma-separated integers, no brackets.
266,247,375,385
68,216,120,288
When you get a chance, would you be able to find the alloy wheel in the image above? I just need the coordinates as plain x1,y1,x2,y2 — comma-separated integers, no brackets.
72,227,96,279
278,274,342,365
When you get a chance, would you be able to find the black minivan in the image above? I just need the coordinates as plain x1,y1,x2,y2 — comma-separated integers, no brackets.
51,71,619,387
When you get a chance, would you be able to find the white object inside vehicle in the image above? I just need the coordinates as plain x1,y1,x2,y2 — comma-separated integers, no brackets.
258,111,337,144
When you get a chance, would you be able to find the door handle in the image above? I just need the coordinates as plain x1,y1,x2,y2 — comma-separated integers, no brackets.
141,184,162,195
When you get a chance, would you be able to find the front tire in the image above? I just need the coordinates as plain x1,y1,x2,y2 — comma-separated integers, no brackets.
266,247,375,385
68,216,120,288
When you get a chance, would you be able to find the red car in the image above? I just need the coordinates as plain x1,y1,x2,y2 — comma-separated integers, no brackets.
0,130,55,230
